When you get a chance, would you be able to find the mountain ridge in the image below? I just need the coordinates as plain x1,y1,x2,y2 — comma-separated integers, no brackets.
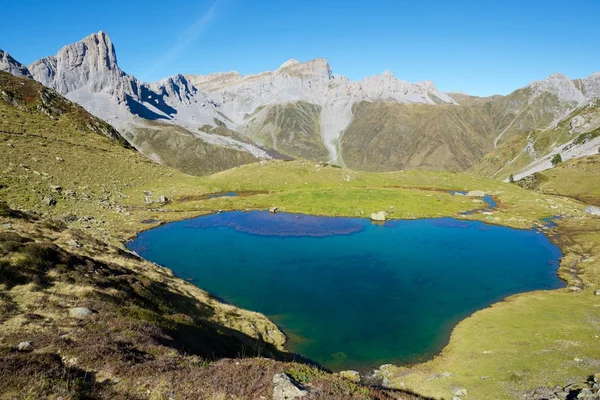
2,31,600,178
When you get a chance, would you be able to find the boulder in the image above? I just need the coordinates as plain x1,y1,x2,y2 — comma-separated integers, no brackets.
467,190,485,197
272,373,307,400
42,196,57,206
269,207,278,214
69,307,93,319
370,211,387,221
584,206,600,216
158,195,168,203
339,370,361,383
17,341,32,352
451,387,467,397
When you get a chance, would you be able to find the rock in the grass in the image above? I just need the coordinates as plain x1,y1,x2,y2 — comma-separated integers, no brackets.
49,184,62,193
66,239,81,248
17,341,32,351
451,387,468,397
339,370,361,383
467,190,485,197
42,196,57,206
584,206,600,216
594,289,600,296
69,307,93,319
269,207,278,214
158,195,168,203
370,211,387,221
577,388,593,398
273,373,307,400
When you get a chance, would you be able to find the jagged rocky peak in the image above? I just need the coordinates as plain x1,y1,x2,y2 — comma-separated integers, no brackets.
527,71,586,104
185,71,243,91
149,74,196,103
0,49,32,78
278,57,333,80
29,30,125,95
277,59,300,69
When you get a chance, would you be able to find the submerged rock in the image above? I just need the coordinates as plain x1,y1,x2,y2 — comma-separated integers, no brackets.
272,373,307,400
370,211,387,221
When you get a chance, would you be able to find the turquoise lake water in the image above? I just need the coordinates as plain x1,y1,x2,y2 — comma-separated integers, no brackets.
127,211,563,371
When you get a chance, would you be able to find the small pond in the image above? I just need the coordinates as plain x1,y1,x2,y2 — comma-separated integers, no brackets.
128,211,563,371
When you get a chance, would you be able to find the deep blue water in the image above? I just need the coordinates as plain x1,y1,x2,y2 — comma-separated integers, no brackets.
128,211,563,371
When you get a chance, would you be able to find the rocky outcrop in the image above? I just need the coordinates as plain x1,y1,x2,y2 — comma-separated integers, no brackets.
272,373,308,400
0,49,32,78
370,211,387,221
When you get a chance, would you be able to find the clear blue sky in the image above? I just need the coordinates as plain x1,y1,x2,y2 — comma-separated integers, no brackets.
1,0,599,96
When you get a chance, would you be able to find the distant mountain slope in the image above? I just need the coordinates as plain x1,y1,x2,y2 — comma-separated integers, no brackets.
22,32,459,168
340,101,496,171
3,31,599,176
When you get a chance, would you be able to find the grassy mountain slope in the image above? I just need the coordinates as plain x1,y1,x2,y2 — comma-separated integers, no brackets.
517,154,600,205
245,101,329,161
471,100,600,179
128,122,258,176
340,102,496,172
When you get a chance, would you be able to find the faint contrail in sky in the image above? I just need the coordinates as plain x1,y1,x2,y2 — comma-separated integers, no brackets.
140,1,221,81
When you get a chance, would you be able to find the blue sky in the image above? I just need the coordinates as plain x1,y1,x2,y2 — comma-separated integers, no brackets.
1,0,599,96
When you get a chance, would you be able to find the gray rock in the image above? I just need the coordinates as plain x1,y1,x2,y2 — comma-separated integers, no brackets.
370,211,387,221
42,196,57,206
339,370,361,383
69,307,93,319
577,388,593,398
66,239,81,248
585,206,600,216
158,195,168,203
17,341,32,351
269,207,278,213
272,373,307,400
49,184,62,193
451,387,468,397
0,49,32,78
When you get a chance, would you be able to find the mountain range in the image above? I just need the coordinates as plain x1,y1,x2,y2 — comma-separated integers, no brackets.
2,31,600,178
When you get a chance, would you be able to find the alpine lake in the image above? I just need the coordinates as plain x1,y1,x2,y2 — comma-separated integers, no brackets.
128,203,563,372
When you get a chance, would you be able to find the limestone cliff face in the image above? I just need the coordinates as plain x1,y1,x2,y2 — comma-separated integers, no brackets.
0,49,32,78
